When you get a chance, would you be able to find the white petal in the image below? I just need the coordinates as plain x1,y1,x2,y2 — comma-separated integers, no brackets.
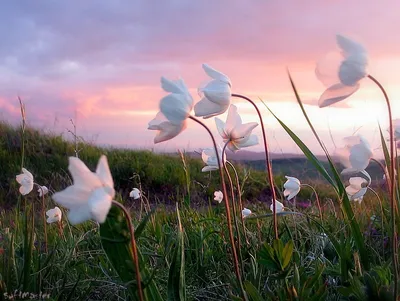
52,185,91,209
215,117,228,139
348,177,367,188
231,122,258,140
338,56,367,86
202,165,218,172
194,97,228,118
159,94,191,125
202,80,231,105
349,144,372,172
68,157,102,189
22,168,34,181
236,134,259,148
202,64,231,85
95,155,114,193
153,120,187,144
88,188,113,224
285,176,301,186
161,77,185,94
315,51,342,87
336,34,366,56
225,105,242,134
148,112,166,130
67,206,92,225
19,184,33,195
318,83,360,108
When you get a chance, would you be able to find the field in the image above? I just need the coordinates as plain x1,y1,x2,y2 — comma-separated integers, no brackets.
0,115,396,301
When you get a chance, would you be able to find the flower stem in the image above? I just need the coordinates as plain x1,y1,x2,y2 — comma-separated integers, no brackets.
189,116,246,300
222,142,245,278
36,185,48,253
227,161,249,245
301,184,323,224
232,93,279,240
111,200,144,301
368,74,398,300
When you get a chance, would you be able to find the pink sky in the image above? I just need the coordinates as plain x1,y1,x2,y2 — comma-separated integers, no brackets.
1,0,400,157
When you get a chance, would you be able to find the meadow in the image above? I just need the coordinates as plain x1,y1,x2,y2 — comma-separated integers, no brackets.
0,34,399,301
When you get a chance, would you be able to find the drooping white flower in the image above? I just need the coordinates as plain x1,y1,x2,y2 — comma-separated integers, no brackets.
335,135,373,175
16,168,34,195
46,207,62,223
316,34,368,108
283,176,301,200
148,111,188,144
242,208,252,218
52,155,115,225
129,188,141,200
270,200,285,213
38,185,49,197
159,77,193,125
215,104,259,152
201,146,225,172
214,191,223,203
345,177,368,203
194,64,231,118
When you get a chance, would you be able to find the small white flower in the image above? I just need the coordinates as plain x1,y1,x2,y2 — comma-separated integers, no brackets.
46,207,62,223
52,155,115,225
194,64,231,118
242,208,252,218
16,168,34,195
38,185,49,197
335,135,373,175
148,111,187,144
270,200,285,213
316,34,368,108
201,146,226,172
345,177,368,203
129,188,141,200
283,176,301,200
159,77,193,125
215,104,259,152
214,191,223,203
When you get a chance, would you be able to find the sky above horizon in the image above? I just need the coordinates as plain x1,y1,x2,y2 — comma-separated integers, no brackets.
1,1,400,158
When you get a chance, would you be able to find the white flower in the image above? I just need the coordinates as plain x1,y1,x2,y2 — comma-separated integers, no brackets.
16,168,34,195
283,176,301,200
159,77,193,125
316,34,368,108
38,185,49,197
46,207,62,223
242,208,252,218
194,64,231,118
214,191,223,203
201,146,225,172
52,155,115,225
215,104,259,152
345,177,368,203
335,135,373,175
270,200,285,213
148,111,187,144
129,188,141,200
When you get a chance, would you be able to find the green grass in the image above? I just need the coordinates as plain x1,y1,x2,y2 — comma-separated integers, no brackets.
0,121,395,300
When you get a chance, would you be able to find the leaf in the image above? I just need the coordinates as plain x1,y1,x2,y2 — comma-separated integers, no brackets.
282,240,294,269
167,204,186,301
244,281,265,301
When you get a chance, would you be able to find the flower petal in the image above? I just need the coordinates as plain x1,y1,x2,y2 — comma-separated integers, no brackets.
315,51,342,87
225,105,242,134
95,155,114,193
194,97,229,118
68,157,102,189
236,134,259,148
318,83,360,108
88,188,113,224
231,122,258,140
161,76,185,94
52,185,91,209
202,63,231,85
67,206,92,225
336,34,366,57
153,120,187,144
202,80,231,106
215,117,228,139
202,165,218,172
159,94,191,124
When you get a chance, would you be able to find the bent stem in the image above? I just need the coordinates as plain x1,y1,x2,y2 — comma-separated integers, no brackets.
227,161,249,245
111,200,144,301
232,93,279,240
301,184,323,224
222,142,245,277
189,116,246,299
368,74,398,299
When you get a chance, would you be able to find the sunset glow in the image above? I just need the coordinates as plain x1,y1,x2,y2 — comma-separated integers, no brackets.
1,1,400,157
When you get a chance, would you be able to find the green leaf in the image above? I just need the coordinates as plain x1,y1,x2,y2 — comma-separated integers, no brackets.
282,240,294,269
244,281,265,301
167,204,186,301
